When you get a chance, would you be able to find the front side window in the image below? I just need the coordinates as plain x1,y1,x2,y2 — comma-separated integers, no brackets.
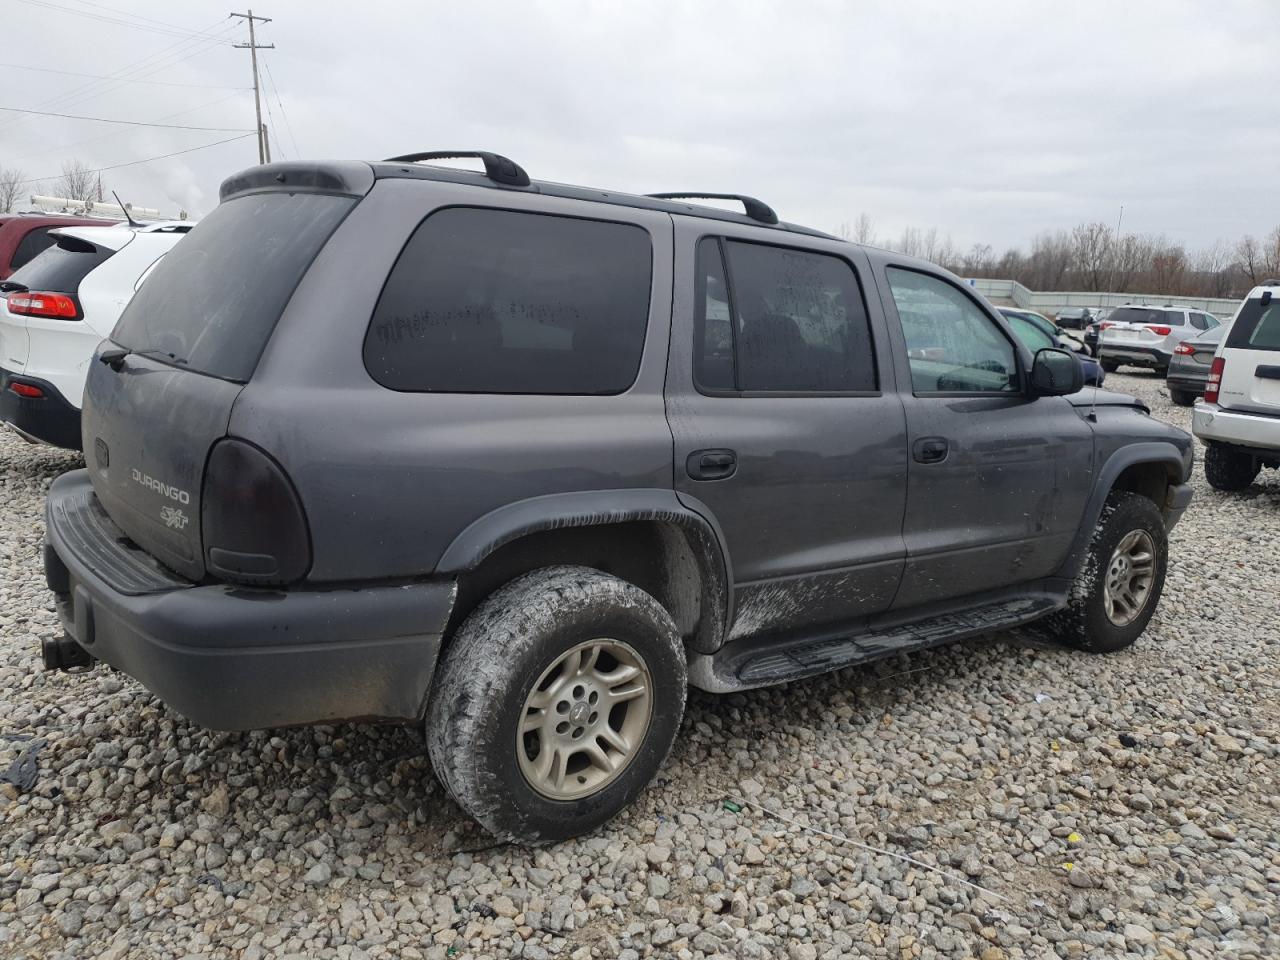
365,208,652,394
693,238,877,393
886,268,1019,394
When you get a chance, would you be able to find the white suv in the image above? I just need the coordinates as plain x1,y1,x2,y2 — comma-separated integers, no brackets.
1192,282,1280,490
0,221,192,449
1098,304,1222,374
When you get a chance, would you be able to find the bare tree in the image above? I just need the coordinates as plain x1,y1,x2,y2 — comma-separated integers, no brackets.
1263,225,1280,280
1149,245,1187,294
0,167,23,213
852,213,876,246
895,226,922,257
56,160,96,202
1192,240,1235,298
1236,235,1262,286
1070,221,1112,291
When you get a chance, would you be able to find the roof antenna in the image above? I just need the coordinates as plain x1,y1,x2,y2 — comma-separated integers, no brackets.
111,190,141,229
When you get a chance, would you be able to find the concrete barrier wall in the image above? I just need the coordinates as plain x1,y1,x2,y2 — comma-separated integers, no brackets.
965,278,1239,319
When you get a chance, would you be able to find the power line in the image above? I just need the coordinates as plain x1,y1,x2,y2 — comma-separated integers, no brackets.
12,92,250,163
0,20,239,135
0,105,253,132
262,57,301,159
0,61,250,91
17,132,257,186
15,0,238,44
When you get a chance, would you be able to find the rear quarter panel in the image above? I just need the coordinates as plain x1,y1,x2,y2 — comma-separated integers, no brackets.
230,179,677,583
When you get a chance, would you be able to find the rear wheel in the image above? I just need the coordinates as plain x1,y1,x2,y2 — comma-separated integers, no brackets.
427,565,686,844
1101,358,1121,373
1204,442,1258,491
1169,389,1195,407
1035,491,1167,653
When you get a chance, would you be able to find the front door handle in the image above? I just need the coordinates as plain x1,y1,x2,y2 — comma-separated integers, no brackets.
912,437,949,464
687,448,737,481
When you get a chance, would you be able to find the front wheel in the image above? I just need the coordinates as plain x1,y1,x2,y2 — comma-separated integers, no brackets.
1034,492,1168,653
1101,358,1121,373
427,565,686,845
1204,442,1259,491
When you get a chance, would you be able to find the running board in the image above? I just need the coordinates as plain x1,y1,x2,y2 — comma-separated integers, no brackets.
687,596,1059,693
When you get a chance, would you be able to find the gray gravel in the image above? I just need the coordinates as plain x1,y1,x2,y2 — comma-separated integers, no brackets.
1,372,1278,959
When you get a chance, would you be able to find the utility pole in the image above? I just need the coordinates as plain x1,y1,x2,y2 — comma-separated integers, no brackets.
231,10,274,164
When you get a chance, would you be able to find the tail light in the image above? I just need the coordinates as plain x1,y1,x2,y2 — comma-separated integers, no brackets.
5,291,78,319
1144,325,1172,336
201,438,311,585
1174,342,1195,356
1099,322,1113,330
1204,357,1225,404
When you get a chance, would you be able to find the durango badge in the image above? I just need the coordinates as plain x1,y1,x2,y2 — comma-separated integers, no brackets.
130,468,191,505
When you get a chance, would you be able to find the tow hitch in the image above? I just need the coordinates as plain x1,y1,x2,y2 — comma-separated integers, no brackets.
41,635,95,673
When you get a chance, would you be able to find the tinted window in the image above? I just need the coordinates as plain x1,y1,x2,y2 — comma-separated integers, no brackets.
1226,299,1280,352
365,208,652,394
1006,313,1055,352
887,268,1018,394
693,239,876,393
7,235,113,293
113,191,354,382
10,227,58,271
1108,307,1172,326
1163,310,1185,326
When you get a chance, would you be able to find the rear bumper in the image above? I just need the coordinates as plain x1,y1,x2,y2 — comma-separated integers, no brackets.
1165,370,1208,394
44,470,455,731
1193,403,1280,452
0,367,82,450
1100,344,1172,368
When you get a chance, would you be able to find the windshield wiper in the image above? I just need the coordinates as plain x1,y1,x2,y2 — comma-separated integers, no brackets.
98,346,189,372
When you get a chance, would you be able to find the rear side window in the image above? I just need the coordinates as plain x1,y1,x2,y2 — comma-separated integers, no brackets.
1163,310,1185,326
113,191,354,382
7,235,113,293
1226,299,1280,352
693,238,877,393
364,208,652,394
10,227,58,271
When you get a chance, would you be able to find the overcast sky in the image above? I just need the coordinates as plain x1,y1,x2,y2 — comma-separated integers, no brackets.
2,0,1277,252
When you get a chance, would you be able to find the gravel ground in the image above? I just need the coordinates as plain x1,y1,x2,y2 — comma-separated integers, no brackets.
1,371,1277,960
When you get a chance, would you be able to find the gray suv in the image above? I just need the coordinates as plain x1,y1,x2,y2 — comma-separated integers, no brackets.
42,152,1194,843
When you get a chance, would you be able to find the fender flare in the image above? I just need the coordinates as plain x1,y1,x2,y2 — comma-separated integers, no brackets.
436,489,732,652
1056,441,1189,582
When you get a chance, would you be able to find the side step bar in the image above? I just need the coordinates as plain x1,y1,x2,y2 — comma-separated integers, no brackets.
688,596,1060,693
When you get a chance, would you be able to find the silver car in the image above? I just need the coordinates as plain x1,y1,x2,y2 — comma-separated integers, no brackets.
1098,305,1222,375
1166,323,1230,406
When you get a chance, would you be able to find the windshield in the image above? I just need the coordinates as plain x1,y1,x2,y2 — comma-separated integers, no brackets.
1006,313,1056,352
112,191,355,381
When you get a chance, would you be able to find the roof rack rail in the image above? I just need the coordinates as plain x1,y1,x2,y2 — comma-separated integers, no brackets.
384,151,530,187
647,192,778,225
1262,278,1280,286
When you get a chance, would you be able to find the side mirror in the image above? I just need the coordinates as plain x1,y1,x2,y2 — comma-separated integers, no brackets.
1030,347,1085,396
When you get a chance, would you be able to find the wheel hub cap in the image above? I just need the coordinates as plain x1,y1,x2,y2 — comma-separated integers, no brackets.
516,638,654,801
1104,529,1156,626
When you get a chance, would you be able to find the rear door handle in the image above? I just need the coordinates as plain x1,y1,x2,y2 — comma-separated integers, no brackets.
1255,364,1280,381
687,448,737,481
912,437,949,464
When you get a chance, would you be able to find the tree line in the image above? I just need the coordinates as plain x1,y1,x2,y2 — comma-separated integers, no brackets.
840,215,1280,300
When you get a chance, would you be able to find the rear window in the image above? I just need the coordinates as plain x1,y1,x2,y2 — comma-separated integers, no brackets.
10,227,58,271
1107,307,1184,326
6,235,113,293
1226,299,1280,352
112,191,355,382
364,207,652,394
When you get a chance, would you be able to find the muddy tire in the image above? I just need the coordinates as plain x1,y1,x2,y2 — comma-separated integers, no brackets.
426,565,686,845
1101,358,1121,373
1204,442,1258,491
1169,389,1195,407
1036,492,1168,654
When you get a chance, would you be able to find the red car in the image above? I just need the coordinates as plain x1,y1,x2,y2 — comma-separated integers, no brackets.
0,214,119,282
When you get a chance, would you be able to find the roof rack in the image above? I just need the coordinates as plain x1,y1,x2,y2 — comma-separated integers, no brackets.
646,192,778,225
384,151,530,187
